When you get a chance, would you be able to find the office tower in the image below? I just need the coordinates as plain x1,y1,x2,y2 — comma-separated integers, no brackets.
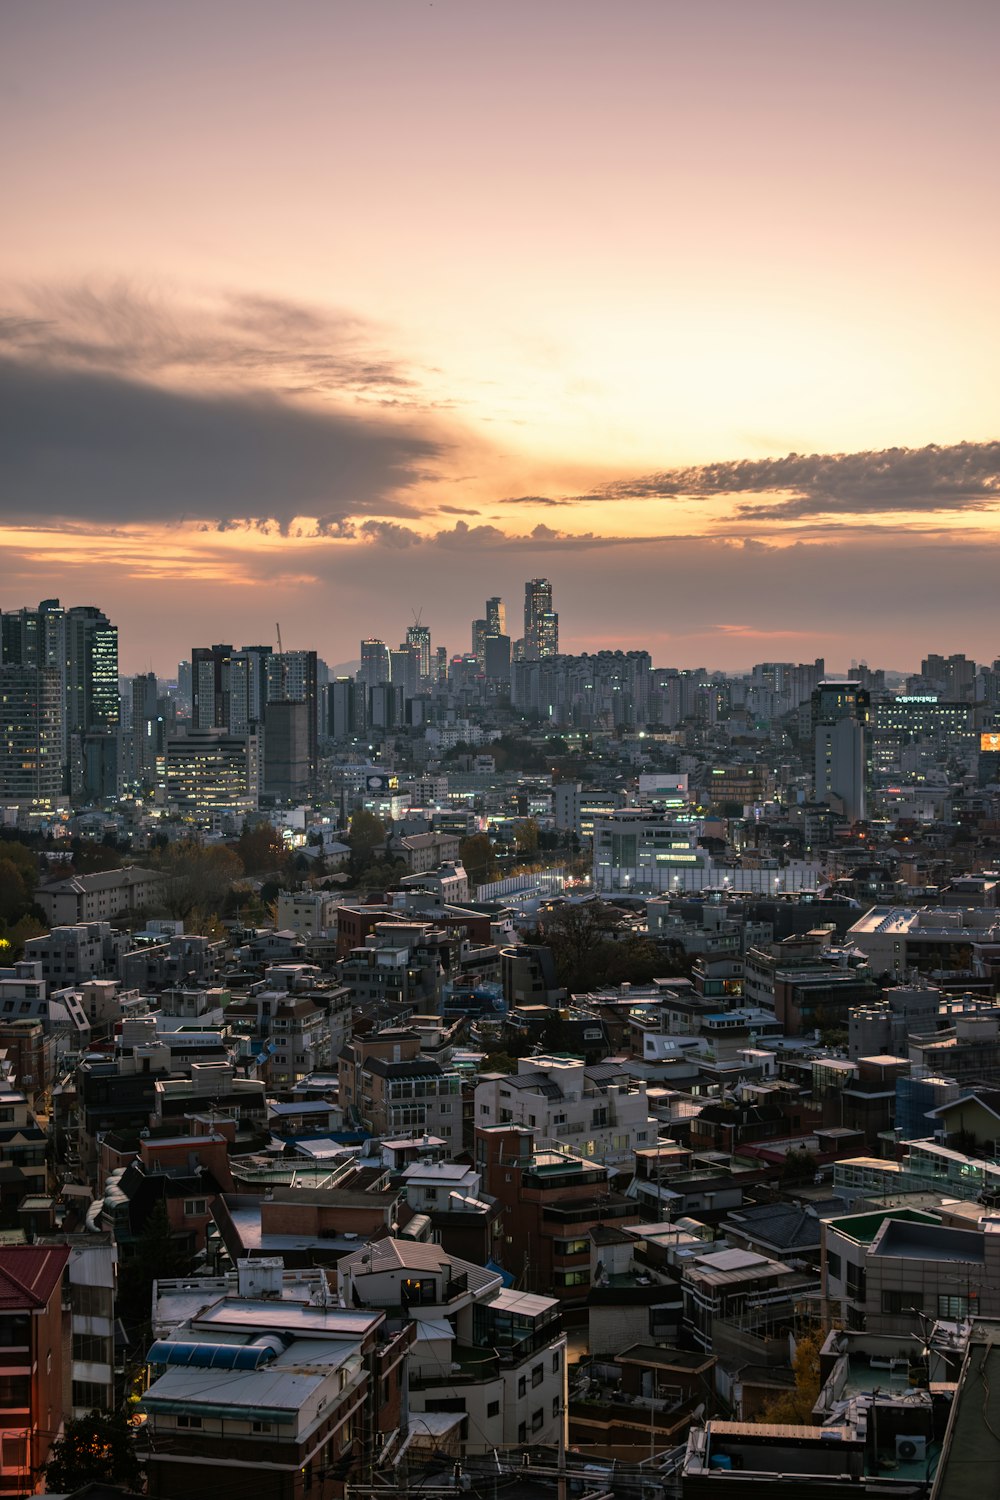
328,677,360,739
486,596,506,637
434,646,448,684
405,623,432,681
65,606,119,735
812,680,869,824
815,718,866,823
0,665,62,807
1,599,68,761
367,682,403,731
230,645,272,735
126,671,160,789
389,643,419,701
166,728,259,818
191,644,233,730
358,638,390,689
809,680,871,734
263,700,312,802
471,618,488,664
177,659,193,705
524,578,558,659
267,649,318,791
484,633,511,683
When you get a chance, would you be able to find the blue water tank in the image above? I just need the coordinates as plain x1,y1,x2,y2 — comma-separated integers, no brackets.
709,1454,733,1470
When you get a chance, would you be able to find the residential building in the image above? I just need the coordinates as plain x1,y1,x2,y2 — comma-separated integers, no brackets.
339,1236,566,1455
475,1055,657,1166
139,1258,411,1500
0,1245,71,1496
35,866,165,925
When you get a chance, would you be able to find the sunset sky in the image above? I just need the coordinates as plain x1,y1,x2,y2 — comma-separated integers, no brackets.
2,0,999,673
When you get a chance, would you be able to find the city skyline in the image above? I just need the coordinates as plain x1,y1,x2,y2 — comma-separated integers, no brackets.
3,1,999,669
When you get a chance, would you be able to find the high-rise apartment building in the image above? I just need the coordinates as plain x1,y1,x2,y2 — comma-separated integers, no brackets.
523,578,558,659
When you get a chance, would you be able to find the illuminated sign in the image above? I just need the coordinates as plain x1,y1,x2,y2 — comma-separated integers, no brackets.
982,733,1000,753
897,695,938,703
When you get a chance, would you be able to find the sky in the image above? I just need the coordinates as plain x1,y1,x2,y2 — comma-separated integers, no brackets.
2,0,999,674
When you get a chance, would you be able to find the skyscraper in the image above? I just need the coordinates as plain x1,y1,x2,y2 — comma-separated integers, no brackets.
191,644,233,730
524,578,558,659
0,665,62,808
486,596,506,636
405,623,431,681
358,639,390,689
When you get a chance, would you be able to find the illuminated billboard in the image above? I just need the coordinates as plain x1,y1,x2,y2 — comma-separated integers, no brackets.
981,733,1000,753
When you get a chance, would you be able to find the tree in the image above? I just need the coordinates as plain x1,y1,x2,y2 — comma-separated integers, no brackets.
514,818,540,856
460,833,499,886
44,1407,144,1494
234,821,286,875
346,810,388,880
756,1329,825,1424
155,839,244,921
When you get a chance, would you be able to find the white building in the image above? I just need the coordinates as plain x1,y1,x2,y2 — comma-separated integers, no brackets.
475,1055,657,1166
338,1237,566,1455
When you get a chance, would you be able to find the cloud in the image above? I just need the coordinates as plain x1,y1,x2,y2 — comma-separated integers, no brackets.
0,280,422,402
0,355,442,530
593,441,1000,519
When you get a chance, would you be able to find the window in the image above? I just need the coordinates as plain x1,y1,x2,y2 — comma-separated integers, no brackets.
938,1294,969,1318
73,1380,110,1409
74,1285,113,1319
177,1415,203,1429
881,1290,912,1315
826,1251,842,1281
552,1352,560,1374
531,1408,544,1433
518,1422,527,1444
0,1375,29,1407
0,1316,29,1347
183,1197,208,1217
72,1333,109,1364
251,1420,273,1433
1,1436,26,1471
552,1397,560,1418
487,1400,500,1418
517,1376,526,1397
532,1363,543,1388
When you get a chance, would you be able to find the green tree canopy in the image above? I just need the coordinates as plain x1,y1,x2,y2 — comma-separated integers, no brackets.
44,1408,144,1494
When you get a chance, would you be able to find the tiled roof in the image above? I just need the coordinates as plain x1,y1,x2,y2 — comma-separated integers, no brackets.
0,1245,70,1308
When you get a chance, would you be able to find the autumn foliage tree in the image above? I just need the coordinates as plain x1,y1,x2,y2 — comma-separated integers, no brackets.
756,1329,825,1424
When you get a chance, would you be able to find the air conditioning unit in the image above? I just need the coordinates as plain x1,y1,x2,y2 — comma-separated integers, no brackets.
895,1435,927,1463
